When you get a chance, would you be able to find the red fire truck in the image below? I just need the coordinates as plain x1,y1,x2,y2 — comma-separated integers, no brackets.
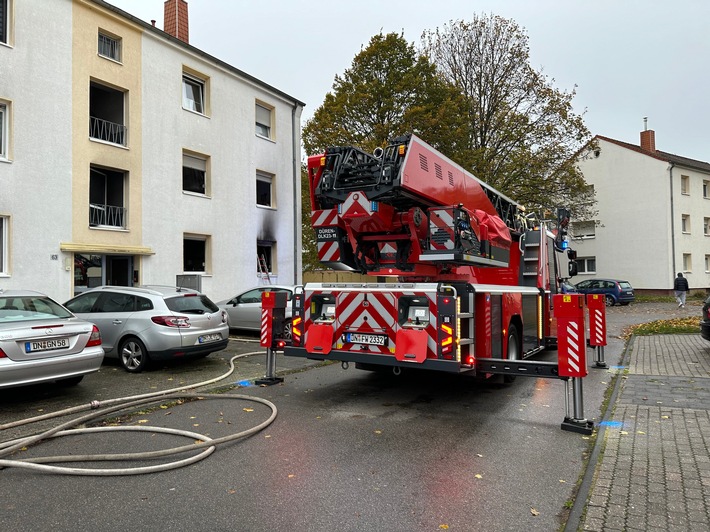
284,134,575,377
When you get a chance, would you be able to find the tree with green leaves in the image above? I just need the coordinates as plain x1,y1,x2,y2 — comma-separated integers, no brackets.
421,14,596,219
302,32,467,157
301,32,468,270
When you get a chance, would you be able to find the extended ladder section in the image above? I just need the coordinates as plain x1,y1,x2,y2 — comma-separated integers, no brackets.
257,255,271,284
308,134,524,274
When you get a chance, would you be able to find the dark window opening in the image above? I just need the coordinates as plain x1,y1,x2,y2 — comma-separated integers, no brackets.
89,81,126,145
90,167,126,228
257,243,273,273
184,239,206,272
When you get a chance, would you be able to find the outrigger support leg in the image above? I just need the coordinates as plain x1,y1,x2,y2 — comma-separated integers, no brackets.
561,377,594,434
255,347,284,386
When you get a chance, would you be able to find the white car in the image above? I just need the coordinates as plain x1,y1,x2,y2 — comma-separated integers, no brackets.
217,285,295,340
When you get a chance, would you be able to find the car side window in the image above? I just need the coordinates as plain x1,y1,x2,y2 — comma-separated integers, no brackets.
98,293,135,312
136,296,153,311
66,292,102,313
239,289,262,304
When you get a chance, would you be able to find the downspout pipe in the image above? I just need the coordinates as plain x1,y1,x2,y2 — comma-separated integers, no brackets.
292,103,302,284
669,162,676,279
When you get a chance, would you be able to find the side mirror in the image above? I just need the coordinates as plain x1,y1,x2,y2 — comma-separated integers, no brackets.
568,262,578,277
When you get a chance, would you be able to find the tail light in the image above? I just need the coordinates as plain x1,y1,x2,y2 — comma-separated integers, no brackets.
87,324,102,347
292,316,302,346
151,315,191,328
0,348,6,358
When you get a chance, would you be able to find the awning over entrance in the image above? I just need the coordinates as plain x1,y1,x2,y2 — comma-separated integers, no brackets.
60,242,155,255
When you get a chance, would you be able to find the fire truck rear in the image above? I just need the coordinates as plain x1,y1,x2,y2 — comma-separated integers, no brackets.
285,134,575,376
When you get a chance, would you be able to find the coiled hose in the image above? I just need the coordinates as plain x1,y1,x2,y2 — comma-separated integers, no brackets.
0,351,277,476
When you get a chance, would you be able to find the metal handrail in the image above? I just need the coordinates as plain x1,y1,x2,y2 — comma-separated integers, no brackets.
89,203,126,228
89,116,126,146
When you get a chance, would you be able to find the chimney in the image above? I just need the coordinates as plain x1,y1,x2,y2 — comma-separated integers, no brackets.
640,117,655,152
164,0,189,43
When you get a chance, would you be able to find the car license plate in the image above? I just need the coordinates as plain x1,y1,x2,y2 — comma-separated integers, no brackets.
198,333,222,344
345,333,387,346
25,338,69,353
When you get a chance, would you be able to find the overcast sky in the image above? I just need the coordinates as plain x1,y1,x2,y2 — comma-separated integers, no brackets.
108,0,710,162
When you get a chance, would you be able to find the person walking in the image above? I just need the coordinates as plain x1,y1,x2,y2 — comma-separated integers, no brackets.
673,272,689,308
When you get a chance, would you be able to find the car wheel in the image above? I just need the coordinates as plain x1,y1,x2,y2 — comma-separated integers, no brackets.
119,337,150,373
283,319,293,342
504,324,520,384
57,375,84,386
605,295,615,307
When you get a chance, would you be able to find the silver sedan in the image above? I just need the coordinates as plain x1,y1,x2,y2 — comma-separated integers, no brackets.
0,289,104,389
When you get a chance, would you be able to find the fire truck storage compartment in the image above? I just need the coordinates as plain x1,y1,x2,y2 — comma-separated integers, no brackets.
310,293,336,323
522,293,539,351
474,292,502,360
398,296,431,329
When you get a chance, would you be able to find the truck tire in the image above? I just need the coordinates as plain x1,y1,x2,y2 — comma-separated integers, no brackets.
504,324,519,384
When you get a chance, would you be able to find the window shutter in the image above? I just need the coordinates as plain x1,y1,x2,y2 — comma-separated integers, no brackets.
256,104,271,126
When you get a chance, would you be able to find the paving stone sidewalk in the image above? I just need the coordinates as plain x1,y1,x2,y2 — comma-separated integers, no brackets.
580,335,710,531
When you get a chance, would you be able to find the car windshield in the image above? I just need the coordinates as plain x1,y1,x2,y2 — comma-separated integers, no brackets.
0,296,73,323
166,294,219,314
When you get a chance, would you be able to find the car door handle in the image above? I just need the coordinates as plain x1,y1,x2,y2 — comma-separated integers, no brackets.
112,320,123,325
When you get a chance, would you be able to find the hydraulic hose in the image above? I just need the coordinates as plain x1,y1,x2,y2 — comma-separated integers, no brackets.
0,351,278,476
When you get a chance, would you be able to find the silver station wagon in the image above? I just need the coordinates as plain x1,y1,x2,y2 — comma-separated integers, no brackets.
65,285,229,372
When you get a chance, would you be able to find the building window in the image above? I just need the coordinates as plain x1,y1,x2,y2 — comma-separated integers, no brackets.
183,152,209,195
0,215,7,274
681,214,690,234
705,255,710,273
184,235,208,273
257,242,274,277
680,175,689,195
683,253,692,273
571,221,595,239
182,73,205,114
98,31,122,62
0,101,7,159
705,218,710,236
575,257,596,274
255,102,273,138
89,166,126,229
256,171,274,207
89,81,126,146
0,0,9,45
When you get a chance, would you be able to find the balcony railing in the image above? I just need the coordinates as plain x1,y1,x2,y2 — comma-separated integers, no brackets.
89,116,126,146
90,203,126,229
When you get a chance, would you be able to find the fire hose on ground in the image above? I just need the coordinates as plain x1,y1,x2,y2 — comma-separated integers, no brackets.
0,351,277,476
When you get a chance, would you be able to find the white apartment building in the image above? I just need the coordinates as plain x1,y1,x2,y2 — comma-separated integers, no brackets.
0,0,304,303
574,127,710,293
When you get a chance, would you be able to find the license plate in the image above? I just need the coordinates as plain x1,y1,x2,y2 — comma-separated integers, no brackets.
25,338,69,353
198,333,222,344
345,333,387,346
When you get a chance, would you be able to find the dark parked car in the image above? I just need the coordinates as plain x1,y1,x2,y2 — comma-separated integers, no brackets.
574,278,635,306
700,296,710,341
560,280,578,294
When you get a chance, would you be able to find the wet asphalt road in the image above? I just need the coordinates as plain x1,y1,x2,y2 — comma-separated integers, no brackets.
0,301,697,531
